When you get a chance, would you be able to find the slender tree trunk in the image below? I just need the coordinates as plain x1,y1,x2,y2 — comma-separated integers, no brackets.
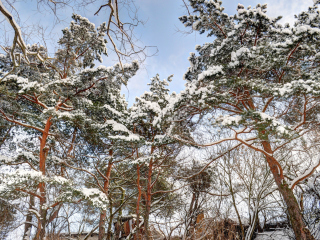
106,194,113,240
98,149,113,240
113,188,125,239
144,160,153,240
106,216,113,240
245,205,258,240
98,211,107,240
261,141,314,240
35,117,52,240
300,193,304,212
228,170,245,240
186,193,195,238
23,196,35,240
136,165,142,240
38,197,47,240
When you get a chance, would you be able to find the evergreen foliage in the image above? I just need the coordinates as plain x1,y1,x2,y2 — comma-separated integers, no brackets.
0,14,139,239
1,0,320,239
169,0,320,239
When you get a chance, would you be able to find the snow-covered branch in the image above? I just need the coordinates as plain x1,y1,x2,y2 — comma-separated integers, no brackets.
289,159,320,189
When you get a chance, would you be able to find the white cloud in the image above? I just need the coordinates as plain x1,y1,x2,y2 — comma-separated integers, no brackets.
265,0,313,25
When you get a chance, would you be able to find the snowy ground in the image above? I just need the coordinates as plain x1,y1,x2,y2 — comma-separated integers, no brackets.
254,230,294,240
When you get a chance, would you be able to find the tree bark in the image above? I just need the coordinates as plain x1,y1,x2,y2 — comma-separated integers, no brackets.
136,165,142,240
98,150,113,240
35,117,52,240
98,210,107,240
245,206,258,240
144,160,153,240
261,141,314,240
23,196,35,240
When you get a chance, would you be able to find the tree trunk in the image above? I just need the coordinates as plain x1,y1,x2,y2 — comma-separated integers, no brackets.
23,196,35,240
136,165,142,240
144,212,150,240
98,151,113,240
39,203,47,240
279,184,314,239
98,210,107,240
261,141,314,240
245,206,258,240
106,194,113,240
35,117,52,240
112,187,125,240
228,168,245,240
144,160,153,240
106,214,113,240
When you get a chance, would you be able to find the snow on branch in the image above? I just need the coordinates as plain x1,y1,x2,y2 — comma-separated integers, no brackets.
0,108,45,133
289,159,320,189
0,155,13,164
0,0,52,81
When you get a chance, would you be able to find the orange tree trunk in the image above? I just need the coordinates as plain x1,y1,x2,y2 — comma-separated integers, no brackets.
98,210,107,240
98,151,113,240
144,160,153,240
35,117,52,240
262,141,314,240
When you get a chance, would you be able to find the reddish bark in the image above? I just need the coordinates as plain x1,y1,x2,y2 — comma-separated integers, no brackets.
98,210,107,240
261,141,314,240
136,165,142,240
143,144,156,240
144,159,153,240
35,117,52,240
98,149,113,240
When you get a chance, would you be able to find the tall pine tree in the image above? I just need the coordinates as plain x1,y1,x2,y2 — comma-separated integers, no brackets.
129,74,181,240
0,14,138,239
171,1,320,239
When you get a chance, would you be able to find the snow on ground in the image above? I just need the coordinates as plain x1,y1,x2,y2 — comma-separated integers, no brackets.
255,230,293,240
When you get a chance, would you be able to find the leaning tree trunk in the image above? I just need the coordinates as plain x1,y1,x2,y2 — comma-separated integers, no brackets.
262,141,314,240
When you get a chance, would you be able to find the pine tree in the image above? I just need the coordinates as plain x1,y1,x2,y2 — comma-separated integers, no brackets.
172,1,320,239
66,84,141,240
0,14,138,239
129,74,181,240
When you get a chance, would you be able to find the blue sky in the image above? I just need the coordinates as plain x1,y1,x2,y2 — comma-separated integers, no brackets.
0,0,314,104
125,0,313,104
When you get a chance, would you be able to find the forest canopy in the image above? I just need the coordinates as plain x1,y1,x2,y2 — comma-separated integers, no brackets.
0,0,320,240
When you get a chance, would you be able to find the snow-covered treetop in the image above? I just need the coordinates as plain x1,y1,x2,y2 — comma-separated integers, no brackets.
0,13,139,140
172,0,320,149
56,14,108,71
128,74,180,165
0,14,139,211
130,74,174,131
